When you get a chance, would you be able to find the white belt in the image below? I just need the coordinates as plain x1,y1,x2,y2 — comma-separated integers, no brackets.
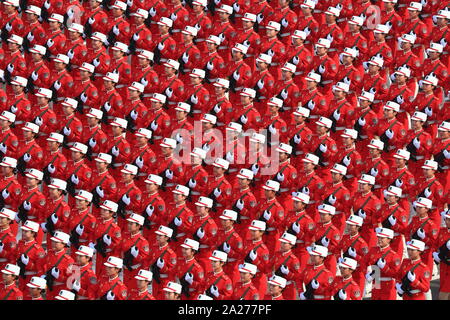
106,248,112,253
328,48,337,52
379,277,393,281
168,101,176,105
138,173,147,177
409,289,421,294
394,232,401,236
294,72,304,76
0,258,7,262
280,188,289,192
189,288,196,292
192,110,202,114
310,115,319,119
235,86,243,91
208,78,217,83
386,35,394,40
228,258,237,262
313,295,325,299
131,263,141,270
415,156,424,160
280,32,290,37
360,135,368,139
116,84,126,88
322,80,333,84
337,18,346,23
172,29,181,32
142,94,153,98
176,233,186,238
94,73,104,77
218,46,228,50
28,215,37,219
79,239,88,243
388,146,396,151
24,271,37,276
160,274,168,278
335,211,342,214
296,240,305,244
199,244,210,249
112,163,124,167
270,63,279,66
322,162,329,166
295,151,304,155
191,191,200,195
182,69,192,73
373,99,382,103
259,96,267,100
442,166,449,170
228,168,238,173
240,216,250,220
153,136,163,140
166,183,175,187
78,296,88,300
335,126,345,130
56,97,65,102
267,227,276,231
15,120,24,124
160,58,168,63
53,281,64,286
345,175,354,179
246,54,254,57
374,184,381,189
216,203,223,207
195,38,205,43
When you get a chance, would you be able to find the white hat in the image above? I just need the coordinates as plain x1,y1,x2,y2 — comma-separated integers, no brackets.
400,33,416,45
383,101,400,112
301,0,316,9
25,5,41,15
438,121,450,131
198,294,214,300
175,102,191,113
95,153,112,164
340,128,358,139
48,178,67,191
103,72,119,83
237,168,254,180
99,200,118,212
279,232,296,245
315,116,333,129
414,197,432,209
292,30,307,39
157,17,173,28
427,43,444,53
325,6,341,17
434,9,450,20
29,45,46,55
233,43,248,54
276,143,292,155
3,0,19,7
367,138,384,150
281,62,296,73
137,50,154,61
55,290,75,300
0,110,15,123
382,0,398,3
359,90,375,102
268,275,287,288
35,88,52,99
342,47,358,58
50,231,70,244
111,42,128,53
318,204,336,215
192,0,207,6
346,215,363,227
375,227,394,239
407,2,422,11
7,34,23,45
27,276,47,289
331,163,347,175
22,122,39,134
132,8,149,19
266,21,281,31
190,147,207,160
126,213,145,226
386,185,402,197
91,32,107,43
195,196,213,208
135,269,153,281
212,158,230,170
239,262,257,274
79,62,95,73
61,97,78,109
368,55,384,67
86,108,103,119
219,210,238,221
206,35,221,45
201,113,217,124
163,59,180,70
10,76,27,87
75,190,93,202
316,38,331,49
189,68,205,79
182,25,198,37
240,88,256,98
172,184,190,196
249,220,266,231
422,73,438,86
338,257,357,270
151,93,167,104
348,15,365,26
394,66,411,78
263,180,280,192
155,225,174,238
293,106,310,117
256,53,272,64
160,137,176,149
0,157,17,168
163,282,182,294
112,0,127,10
358,174,376,185
226,122,243,133
242,12,257,22
0,208,16,220
213,78,230,88
292,192,310,204
216,4,233,14
68,23,84,34
121,163,138,175
422,160,438,170
373,24,390,34
332,82,350,93
406,239,425,251
305,71,321,83
104,256,123,268
250,133,266,143
25,169,44,181
181,238,200,251
302,153,320,165
393,149,411,160
46,132,64,144
21,220,39,233
307,244,328,257
145,174,163,186
127,82,145,93
209,250,227,262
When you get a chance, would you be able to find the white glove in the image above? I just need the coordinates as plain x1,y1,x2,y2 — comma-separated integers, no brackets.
150,120,158,131
299,292,307,300
103,234,112,246
218,33,225,42
67,8,74,19
213,104,221,114
348,247,357,258
135,156,144,169
292,222,300,234
130,246,139,258
156,258,164,269
292,56,299,65
321,237,330,247
121,194,130,206
165,169,173,180
6,64,14,73
326,33,333,43
67,49,74,60
396,95,404,105
53,80,61,91
23,201,32,211
23,153,31,163
174,217,182,227
233,3,240,12
257,79,264,89
276,172,284,182
280,89,288,100
202,143,210,152
256,13,264,24
194,23,201,31
280,265,289,275
88,17,95,25
210,285,219,298
424,106,432,117
433,251,441,263
358,117,366,126
444,149,450,159
213,188,221,197
51,267,60,279
5,23,12,32
395,282,404,295
141,77,148,87
170,13,177,21
88,242,96,251
385,129,394,140
366,270,375,282
338,289,347,300
301,187,309,195
417,228,425,239
357,209,366,219
185,272,194,285
46,38,54,48
75,224,84,236
157,42,164,50
188,179,196,188
318,65,325,74
281,18,288,28
377,258,386,269
267,49,274,57
89,138,96,148
307,100,315,110
319,144,327,153
206,61,214,70
251,163,259,175
130,110,138,121
34,117,43,126
263,210,271,221
146,205,154,217
332,109,340,121
0,143,7,154
388,215,397,226
27,32,34,42
80,93,88,103
214,0,221,4
112,25,120,36
96,186,104,198
303,27,311,36
10,105,17,114
222,242,231,254
196,227,205,239
182,52,189,64
2,189,9,200
72,280,81,292
413,137,420,149
50,213,58,225
268,124,276,134
240,114,247,124
63,126,71,136
233,70,240,81
106,291,115,300
407,271,416,282
44,0,51,8
236,199,244,210
370,168,378,177
149,7,157,17
293,134,301,144
41,222,48,233
190,95,198,105
328,195,336,205
311,279,320,289
165,87,173,98
111,146,119,157
21,254,29,265
342,156,351,167
249,249,257,261
92,58,100,68
104,102,111,112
